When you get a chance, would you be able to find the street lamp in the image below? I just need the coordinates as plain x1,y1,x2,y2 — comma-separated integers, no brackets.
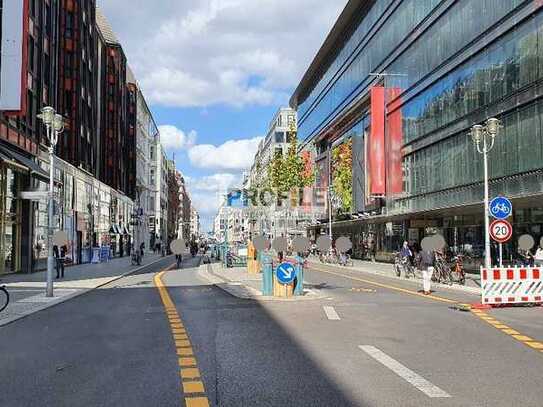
37,106,65,297
471,117,501,270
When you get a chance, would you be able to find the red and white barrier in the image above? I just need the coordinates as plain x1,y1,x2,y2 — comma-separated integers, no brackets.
481,267,543,305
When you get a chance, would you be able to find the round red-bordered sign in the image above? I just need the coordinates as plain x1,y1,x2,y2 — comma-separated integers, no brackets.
489,219,513,243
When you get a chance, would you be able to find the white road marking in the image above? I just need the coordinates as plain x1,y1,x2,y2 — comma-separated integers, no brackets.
359,345,450,398
323,306,340,320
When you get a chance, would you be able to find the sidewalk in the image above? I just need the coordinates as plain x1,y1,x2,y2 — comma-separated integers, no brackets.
0,252,167,327
198,262,324,301
306,257,481,295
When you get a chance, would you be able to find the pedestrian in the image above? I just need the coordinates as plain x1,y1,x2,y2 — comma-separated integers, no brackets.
534,245,543,267
53,244,66,279
140,242,145,258
419,248,434,295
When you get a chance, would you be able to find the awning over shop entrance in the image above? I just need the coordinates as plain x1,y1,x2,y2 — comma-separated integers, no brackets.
0,145,49,182
109,225,121,235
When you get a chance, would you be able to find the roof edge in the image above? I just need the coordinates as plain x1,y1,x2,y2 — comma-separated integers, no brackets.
290,0,373,109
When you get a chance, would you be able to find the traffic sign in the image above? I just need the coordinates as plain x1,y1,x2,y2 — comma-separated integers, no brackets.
275,262,296,285
490,219,513,243
489,196,512,220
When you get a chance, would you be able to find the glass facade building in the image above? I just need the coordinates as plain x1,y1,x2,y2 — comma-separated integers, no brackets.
292,0,543,264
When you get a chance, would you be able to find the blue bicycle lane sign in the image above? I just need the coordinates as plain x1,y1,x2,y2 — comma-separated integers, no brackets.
489,196,512,220
276,262,296,285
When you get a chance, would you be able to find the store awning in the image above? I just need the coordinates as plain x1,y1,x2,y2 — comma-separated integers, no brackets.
109,224,121,234
0,145,49,183
122,226,129,235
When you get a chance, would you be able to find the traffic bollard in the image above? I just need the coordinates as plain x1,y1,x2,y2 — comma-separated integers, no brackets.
262,254,273,296
294,255,304,296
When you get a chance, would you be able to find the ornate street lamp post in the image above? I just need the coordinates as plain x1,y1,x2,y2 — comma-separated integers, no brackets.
37,106,65,297
471,118,501,270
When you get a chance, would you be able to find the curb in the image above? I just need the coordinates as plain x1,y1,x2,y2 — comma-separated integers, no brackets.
0,255,174,328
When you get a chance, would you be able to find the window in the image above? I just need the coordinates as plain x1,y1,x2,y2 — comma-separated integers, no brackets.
274,132,284,143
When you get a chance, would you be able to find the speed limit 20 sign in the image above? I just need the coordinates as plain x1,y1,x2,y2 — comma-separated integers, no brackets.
490,219,513,243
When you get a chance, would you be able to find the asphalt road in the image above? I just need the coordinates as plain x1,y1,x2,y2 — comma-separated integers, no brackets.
1,255,542,406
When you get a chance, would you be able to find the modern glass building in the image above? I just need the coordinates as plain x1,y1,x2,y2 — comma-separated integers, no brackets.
291,0,543,263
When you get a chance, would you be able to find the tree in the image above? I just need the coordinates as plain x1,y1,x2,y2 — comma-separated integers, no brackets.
332,138,353,213
268,128,314,195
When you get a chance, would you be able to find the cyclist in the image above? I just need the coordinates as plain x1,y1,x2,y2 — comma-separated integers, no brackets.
400,241,412,260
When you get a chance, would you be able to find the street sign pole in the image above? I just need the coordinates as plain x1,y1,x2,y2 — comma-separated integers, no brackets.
483,137,491,270
499,243,503,267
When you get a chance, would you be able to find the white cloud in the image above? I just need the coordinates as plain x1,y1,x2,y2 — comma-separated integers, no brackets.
158,125,197,150
185,172,244,231
188,137,262,171
97,0,346,107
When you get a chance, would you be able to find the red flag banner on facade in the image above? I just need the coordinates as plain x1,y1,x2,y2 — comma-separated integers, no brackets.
369,87,386,196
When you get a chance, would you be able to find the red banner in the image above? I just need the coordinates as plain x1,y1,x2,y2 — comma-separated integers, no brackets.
369,87,385,196
386,88,404,196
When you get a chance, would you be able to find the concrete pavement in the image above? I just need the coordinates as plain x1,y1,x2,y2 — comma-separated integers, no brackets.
0,252,168,326
1,253,542,406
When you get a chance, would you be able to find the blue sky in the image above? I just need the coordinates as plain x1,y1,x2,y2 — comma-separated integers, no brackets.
98,0,346,230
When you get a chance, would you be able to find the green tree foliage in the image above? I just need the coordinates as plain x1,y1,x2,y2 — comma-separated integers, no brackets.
332,139,353,213
269,132,314,193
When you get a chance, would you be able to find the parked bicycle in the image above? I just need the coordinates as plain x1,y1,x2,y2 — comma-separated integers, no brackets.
450,254,468,285
0,283,9,313
433,251,453,285
393,252,416,278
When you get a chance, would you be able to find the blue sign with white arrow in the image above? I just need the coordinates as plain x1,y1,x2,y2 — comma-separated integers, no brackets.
489,196,512,220
276,262,296,285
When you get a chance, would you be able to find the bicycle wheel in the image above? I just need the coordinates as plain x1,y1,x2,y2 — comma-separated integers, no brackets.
0,287,9,312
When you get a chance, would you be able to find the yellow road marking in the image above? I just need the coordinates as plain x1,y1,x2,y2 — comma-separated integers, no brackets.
179,357,197,367
471,311,542,355
183,381,205,394
153,268,211,406
526,342,543,350
180,368,201,379
309,264,457,304
310,263,543,356
185,396,210,407
512,335,533,341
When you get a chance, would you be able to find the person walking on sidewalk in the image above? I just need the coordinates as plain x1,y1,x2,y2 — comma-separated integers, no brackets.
534,245,543,267
419,248,435,295
53,245,67,279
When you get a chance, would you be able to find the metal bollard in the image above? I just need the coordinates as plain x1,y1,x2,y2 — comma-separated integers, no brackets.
262,254,273,296
294,255,304,296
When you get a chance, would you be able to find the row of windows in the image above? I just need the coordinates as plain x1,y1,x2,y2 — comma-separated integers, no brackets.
298,0,443,139
298,0,395,120
404,98,543,196
402,12,543,143
297,0,528,142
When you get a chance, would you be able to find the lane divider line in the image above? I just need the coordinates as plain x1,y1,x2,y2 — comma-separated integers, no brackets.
359,345,451,398
309,264,457,304
470,310,543,355
310,264,543,356
323,306,341,320
154,267,211,407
